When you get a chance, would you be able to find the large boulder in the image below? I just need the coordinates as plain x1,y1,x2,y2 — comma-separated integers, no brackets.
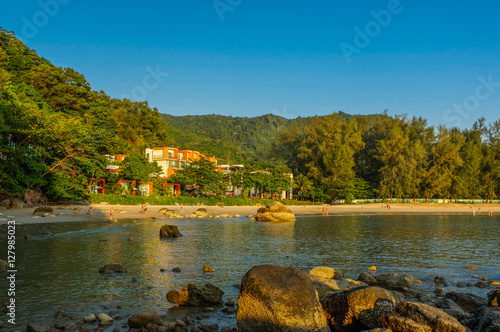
382,301,466,332
127,311,164,328
321,286,396,331
461,306,500,331
475,311,500,332
375,273,399,285
33,207,54,216
0,199,11,209
445,291,488,314
255,202,296,222
166,283,223,306
358,272,378,286
10,198,24,209
310,266,345,280
236,265,329,332
159,224,182,238
434,298,468,321
99,264,127,274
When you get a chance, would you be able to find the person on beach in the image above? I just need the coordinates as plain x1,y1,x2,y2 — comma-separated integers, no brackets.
110,208,114,221
140,205,144,214
144,205,147,214
88,207,92,218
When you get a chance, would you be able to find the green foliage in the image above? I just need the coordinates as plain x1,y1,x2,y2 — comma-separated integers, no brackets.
169,159,226,196
120,153,162,182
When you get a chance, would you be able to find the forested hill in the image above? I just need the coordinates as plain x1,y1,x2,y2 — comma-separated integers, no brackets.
162,113,308,166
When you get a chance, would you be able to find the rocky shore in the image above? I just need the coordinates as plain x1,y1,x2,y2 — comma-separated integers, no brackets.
10,263,499,332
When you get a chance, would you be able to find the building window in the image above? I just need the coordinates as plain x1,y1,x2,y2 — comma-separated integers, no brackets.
153,150,164,159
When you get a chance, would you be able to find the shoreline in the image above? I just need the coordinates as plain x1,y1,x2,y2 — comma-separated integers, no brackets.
1,202,499,225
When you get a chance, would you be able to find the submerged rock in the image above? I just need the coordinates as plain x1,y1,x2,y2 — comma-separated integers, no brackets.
255,202,295,222
127,311,163,328
167,283,224,306
237,265,329,332
159,224,182,238
99,264,127,274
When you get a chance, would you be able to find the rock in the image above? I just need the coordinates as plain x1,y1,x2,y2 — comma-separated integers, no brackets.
10,198,25,209
172,267,181,273
464,266,480,270
358,272,378,285
0,199,10,209
236,265,329,332
83,314,97,323
475,281,488,288
375,273,399,285
27,324,52,332
225,299,236,307
159,224,182,238
166,283,224,306
33,207,54,216
310,274,368,301
322,286,395,331
434,298,468,321
196,208,208,216
457,283,466,288
360,329,392,332
309,266,344,279
475,311,500,332
489,290,500,307
198,324,219,332
462,306,500,331
55,310,68,318
127,312,164,328
255,202,296,222
99,264,127,274
389,290,407,304
445,291,488,314
382,301,466,332
368,266,377,271
202,264,215,272
435,276,447,284
97,313,113,323
222,307,237,314
0,259,7,272
388,274,416,290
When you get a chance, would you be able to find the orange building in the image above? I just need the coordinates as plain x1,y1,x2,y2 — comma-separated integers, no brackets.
145,147,218,178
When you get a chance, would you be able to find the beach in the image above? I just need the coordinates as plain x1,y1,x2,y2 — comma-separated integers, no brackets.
2,202,500,225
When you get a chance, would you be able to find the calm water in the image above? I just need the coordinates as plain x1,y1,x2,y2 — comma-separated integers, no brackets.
1,214,499,330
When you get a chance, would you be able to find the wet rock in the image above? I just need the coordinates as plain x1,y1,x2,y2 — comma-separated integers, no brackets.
166,283,224,306
198,324,218,332
360,329,392,332
309,266,345,279
196,208,208,216
25,235,31,239
83,314,96,323
33,207,54,216
322,286,395,331
435,276,447,284
172,267,181,273
160,268,166,272
375,273,399,285
388,274,416,290
55,311,68,318
237,265,329,332
358,272,378,285
434,298,468,321
255,202,296,222
0,259,7,272
27,324,52,332
475,281,488,288
476,311,500,332
389,290,406,304
461,306,500,331
202,264,215,272
99,264,127,274
225,299,236,307
159,224,182,238
457,282,465,288
222,307,237,314
97,313,113,323
127,312,164,329
381,301,466,332
445,291,488,314
488,289,500,307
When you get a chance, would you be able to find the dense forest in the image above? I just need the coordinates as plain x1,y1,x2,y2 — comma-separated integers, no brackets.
0,27,499,202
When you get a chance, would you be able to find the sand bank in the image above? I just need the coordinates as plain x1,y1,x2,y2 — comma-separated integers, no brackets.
1,202,499,225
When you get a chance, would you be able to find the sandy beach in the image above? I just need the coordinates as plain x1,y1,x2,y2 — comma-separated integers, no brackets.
2,202,499,225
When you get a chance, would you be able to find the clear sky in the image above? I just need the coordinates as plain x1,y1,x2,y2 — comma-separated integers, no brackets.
2,1,500,128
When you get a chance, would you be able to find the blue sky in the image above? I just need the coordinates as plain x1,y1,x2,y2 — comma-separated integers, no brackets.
2,1,500,128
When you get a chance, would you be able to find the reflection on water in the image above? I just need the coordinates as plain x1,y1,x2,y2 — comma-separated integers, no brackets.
1,214,499,329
